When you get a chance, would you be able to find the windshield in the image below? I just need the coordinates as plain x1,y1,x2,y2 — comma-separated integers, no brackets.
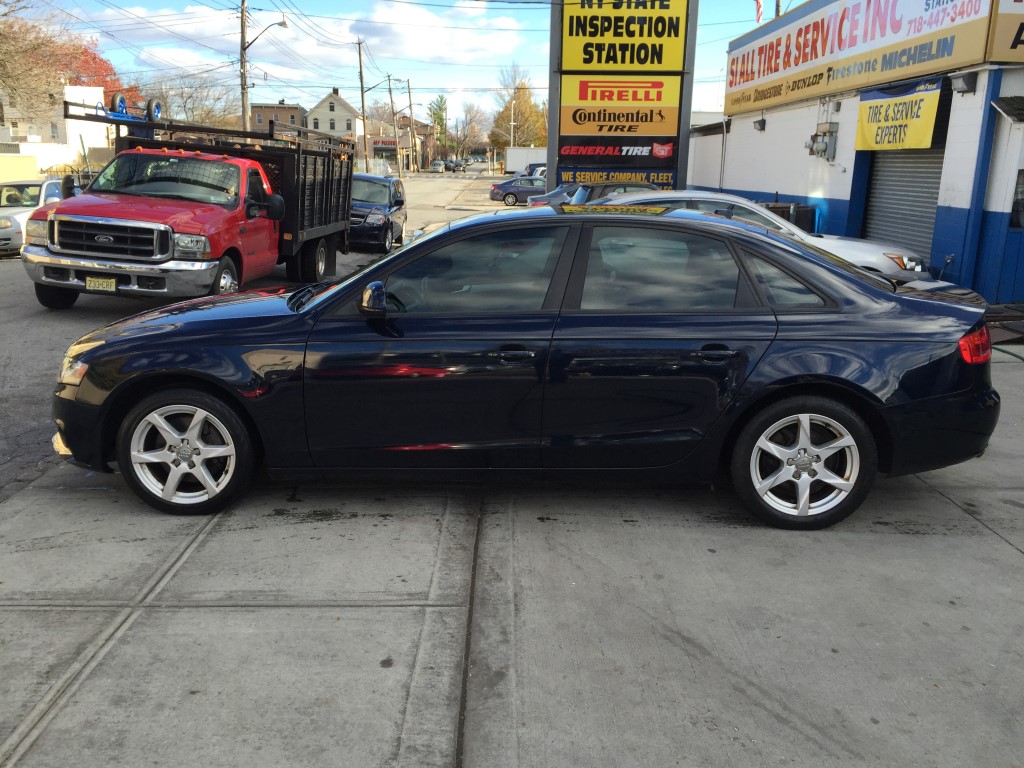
90,153,240,207
352,179,390,205
0,183,40,208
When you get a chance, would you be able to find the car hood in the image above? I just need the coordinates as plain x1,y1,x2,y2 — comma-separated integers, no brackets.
814,233,920,260
78,286,303,348
38,192,233,234
350,199,385,212
2,204,38,224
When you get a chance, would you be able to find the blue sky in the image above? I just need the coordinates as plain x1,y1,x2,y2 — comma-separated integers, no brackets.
47,0,769,121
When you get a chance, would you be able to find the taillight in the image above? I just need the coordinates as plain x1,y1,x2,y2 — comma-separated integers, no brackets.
958,324,991,364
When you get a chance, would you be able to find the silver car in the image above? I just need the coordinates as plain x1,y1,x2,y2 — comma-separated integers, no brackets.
593,189,927,276
1,179,63,256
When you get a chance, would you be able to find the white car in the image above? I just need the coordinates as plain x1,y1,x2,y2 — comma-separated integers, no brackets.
1,179,63,256
593,189,927,276
428,160,446,174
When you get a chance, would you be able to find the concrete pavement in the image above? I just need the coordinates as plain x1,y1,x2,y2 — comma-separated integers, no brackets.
1,352,1022,767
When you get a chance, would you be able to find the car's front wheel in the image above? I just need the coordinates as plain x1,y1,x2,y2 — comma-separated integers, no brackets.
116,389,254,515
503,193,518,206
730,396,877,529
379,226,394,254
208,257,239,295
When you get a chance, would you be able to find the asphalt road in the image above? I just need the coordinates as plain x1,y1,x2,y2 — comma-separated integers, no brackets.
1,172,1022,767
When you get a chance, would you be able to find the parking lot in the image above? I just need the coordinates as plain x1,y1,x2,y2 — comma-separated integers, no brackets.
1,173,1022,767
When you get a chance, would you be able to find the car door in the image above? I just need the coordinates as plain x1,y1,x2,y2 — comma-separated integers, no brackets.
303,223,576,469
543,222,778,468
241,168,279,276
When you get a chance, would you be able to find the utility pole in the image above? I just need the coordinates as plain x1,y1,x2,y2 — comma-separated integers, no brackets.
406,80,417,173
357,39,369,172
388,75,402,178
240,0,249,132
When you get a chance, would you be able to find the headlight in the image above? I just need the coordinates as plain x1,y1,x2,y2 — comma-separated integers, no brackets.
884,252,923,271
173,233,211,258
0,217,13,229
26,219,48,245
364,212,387,225
58,340,104,386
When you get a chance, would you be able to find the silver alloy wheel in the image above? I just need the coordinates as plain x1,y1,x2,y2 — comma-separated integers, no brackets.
747,411,860,517
128,404,237,506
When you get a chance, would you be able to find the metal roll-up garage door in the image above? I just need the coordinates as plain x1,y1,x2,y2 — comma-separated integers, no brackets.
864,149,944,260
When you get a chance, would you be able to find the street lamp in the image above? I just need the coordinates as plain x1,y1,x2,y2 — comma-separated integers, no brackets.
240,2,287,132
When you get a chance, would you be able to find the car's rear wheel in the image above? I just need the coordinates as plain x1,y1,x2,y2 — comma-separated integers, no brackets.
730,396,877,529
117,389,254,515
503,193,518,206
300,237,328,282
34,283,79,309
208,257,239,295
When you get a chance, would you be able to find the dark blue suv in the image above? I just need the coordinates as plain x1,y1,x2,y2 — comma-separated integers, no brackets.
350,173,408,254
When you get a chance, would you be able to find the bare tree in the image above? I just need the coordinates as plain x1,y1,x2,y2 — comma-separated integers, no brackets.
144,72,241,127
364,99,392,123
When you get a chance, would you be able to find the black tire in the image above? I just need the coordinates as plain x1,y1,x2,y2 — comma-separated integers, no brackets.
208,257,239,295
110,91,127,114
394,224,404,245
34,283,79,309
503,193,518,206
145,98,163,121
116,389,254,515
378,225,394,254
299,237,328,282
729,396,877,529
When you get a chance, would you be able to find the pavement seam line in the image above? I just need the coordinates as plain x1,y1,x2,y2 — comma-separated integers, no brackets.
0,512,223,767
453,494,485,768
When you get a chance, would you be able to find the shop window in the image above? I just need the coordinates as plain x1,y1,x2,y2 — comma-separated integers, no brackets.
1013,170,1024,229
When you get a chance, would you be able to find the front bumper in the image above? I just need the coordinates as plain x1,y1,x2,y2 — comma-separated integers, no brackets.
22,244,220,297
52,393,110,472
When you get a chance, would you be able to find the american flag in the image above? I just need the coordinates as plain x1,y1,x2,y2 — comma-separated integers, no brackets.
755,0,763,23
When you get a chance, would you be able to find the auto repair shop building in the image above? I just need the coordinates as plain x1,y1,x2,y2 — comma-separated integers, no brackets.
689,0,1024,303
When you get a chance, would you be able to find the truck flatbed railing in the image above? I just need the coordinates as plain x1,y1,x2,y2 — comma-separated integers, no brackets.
63,101,355,154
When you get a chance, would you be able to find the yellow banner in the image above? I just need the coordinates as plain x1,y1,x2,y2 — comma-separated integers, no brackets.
725,0,992,115
855,81,941,150
988,0,1024,62
562,0,688,72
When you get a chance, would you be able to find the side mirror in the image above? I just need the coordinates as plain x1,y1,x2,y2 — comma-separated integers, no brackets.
265,194,285,221
358,281,387,316
44,196,61,205
393,195,404,208
60,175,76,200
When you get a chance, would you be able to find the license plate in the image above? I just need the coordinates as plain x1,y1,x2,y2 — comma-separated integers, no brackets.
85,276,117,293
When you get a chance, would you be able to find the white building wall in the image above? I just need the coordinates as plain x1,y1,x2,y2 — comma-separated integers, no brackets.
723,98,857,204
688,129,724,189
937,69,995,211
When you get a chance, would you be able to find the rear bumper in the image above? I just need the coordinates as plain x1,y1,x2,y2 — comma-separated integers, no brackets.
886,385,1001,476
22,244,219,297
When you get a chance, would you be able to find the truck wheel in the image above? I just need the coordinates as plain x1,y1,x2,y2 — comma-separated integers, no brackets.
299,238,328,282
110,91,128,114
145,98,163,121
116,388,254,515
209,258,239,295
35,284,79,309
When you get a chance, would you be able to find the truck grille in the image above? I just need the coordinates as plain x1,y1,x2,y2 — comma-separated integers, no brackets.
52,216,172,261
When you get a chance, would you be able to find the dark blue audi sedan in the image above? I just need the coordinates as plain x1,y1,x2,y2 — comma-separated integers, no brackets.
51,207,999,529
350,173,407,253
